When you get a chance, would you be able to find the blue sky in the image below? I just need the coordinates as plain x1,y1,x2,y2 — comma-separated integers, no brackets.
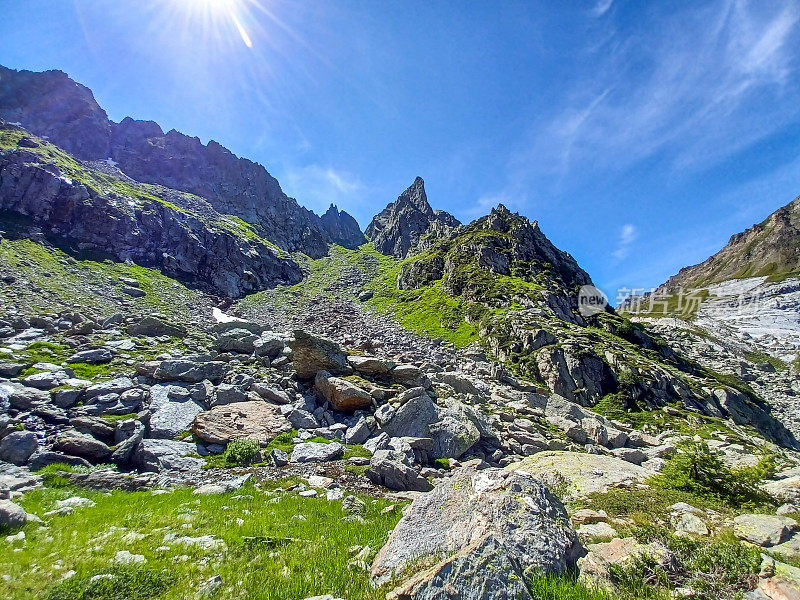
2,0,800,300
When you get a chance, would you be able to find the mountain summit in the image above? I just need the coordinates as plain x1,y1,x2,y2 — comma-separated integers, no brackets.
658,195,800,292
365,176,460,257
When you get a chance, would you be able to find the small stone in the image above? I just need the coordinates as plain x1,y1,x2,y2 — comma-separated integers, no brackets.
197,575,223,596
113,550,146,565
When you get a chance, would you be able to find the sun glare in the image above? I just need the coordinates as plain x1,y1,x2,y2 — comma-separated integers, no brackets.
173,0,255,48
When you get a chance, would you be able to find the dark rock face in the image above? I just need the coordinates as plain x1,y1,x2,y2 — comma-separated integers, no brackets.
366,177,460,258
0,66,111,159
108,117,331,257
0,66,343,258
0,147,302,297
320,204,366,249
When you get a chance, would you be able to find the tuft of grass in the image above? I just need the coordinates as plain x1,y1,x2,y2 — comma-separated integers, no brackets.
744,349,787,371
99,414,139,424
44,564,175,600
527,572,617,600
66,362,114,380
344,464,369,477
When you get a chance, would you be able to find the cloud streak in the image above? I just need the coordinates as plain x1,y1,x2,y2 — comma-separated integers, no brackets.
492,0,800,201
280,164,365,215
612,223,638,260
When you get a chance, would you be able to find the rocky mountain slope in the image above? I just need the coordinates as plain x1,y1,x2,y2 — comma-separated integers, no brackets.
618,195,800,441
621,195,800,359
0,65,361,258
658,195,800,291
0,124,302,296
2,66,800,600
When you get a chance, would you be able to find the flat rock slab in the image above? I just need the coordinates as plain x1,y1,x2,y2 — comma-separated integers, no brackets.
506,451,650,500
733,514,797,547
578,537,676,589
371,468,581,599
149,384,205,439
290,441,344,463
193,401,291,445
133,439,203,473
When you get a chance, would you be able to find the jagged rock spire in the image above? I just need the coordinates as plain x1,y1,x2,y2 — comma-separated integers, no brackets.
366,177,460,258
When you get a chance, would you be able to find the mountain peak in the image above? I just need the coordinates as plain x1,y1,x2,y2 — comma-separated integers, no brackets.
366,177,460,258
398,176,433,217
319,204,366,249
657,193,800,292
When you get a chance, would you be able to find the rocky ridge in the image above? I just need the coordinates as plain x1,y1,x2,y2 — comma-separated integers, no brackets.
0,65,363,259
0,124,302,297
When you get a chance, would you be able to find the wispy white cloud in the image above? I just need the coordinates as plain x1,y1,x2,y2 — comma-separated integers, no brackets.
493,0,800,200
593,0,614,17
280,164,365,215
612,223,638,260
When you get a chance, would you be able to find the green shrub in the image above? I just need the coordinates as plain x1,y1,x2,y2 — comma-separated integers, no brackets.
223,438,261,466
632,526,761,596
45,565,175,600
433,458,451,470
651,441,773,507
608,553,670,598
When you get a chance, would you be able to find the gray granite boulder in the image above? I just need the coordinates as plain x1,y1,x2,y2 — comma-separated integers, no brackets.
371,468,581,597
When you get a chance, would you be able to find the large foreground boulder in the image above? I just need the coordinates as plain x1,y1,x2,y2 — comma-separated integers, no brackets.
289,330,349,379
507,451,651,500
371,468,582,598
193,401,291,445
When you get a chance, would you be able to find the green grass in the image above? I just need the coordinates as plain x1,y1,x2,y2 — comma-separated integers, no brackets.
45,564,176,600
2,483,402,600
100,414,139,424
344,464,369,476
744,349,787,371
66,362,114,380
0,235,209,325
527,572,616,600
577,487,734,525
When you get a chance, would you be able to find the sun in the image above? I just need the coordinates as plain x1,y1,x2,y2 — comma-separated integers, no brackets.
171,0,255,48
